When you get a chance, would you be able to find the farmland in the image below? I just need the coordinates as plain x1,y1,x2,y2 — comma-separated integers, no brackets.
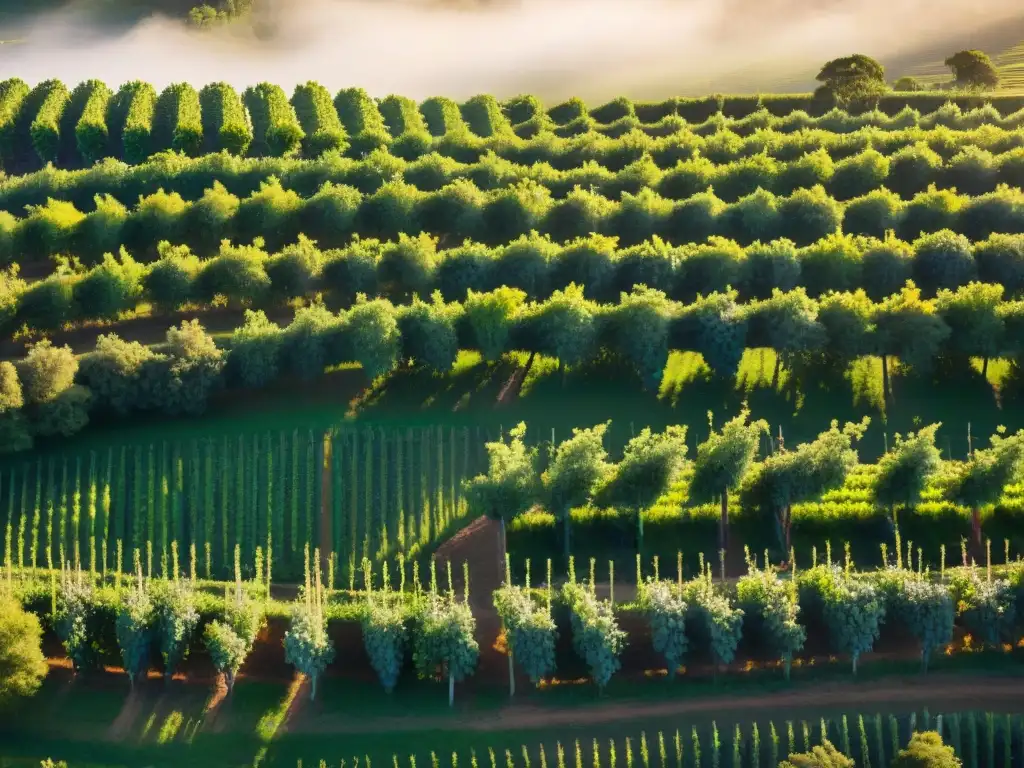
4,69,1024,768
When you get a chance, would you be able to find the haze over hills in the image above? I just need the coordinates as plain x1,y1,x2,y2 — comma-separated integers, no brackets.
0,0,1021,99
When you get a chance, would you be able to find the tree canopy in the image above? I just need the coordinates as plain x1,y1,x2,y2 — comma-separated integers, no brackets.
0,596,47,708
816,55,887,103
945,50,1000,90
891,731,962,768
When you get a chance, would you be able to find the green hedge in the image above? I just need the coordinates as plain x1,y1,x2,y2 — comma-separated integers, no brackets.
155,82,204,157
0,77,29,165
116,80,157,165
198,82,252,156
26,79,70,165
420,96,465,137
71,80,113,165
378,94,428,138
243,82,304,158
291,80,348,158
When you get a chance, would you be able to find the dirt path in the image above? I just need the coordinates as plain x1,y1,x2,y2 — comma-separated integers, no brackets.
295,673,1024,735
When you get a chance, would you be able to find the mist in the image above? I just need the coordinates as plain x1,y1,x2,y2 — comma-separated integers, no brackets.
0,0,1021,102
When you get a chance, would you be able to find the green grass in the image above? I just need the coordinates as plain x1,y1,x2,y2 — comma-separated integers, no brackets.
33,348,1021,465
1,662,1022,768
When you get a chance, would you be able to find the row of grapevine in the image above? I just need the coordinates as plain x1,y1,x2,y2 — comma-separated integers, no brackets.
0,426,487,582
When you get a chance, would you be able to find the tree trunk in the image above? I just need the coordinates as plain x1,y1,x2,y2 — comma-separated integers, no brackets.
881,355,891,404
972,506,982,546
719,492,729,552
636,508,644,558
311,673,318,701
508,649,515,697
982,357,989,378
227,670,235,693
499,516,507,574
563,514,571,565
448,671,455,707
772,354,781,389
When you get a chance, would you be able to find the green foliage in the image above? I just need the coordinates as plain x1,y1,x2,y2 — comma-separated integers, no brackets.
27,80,70,164
154,83,203,156
639,580,688,675
945,50,1000,91
362,597,407,693
229,310,283,389
72,80,113,164
284,581,334,700
154,578,199,678
736,565,804,675
949,572,1017,645
816,55,886,103
115,572,153,686
822,576,884,673
601,425,688,514
116,81,157,165
397,293,459,373
55,572,96,672
778,739,855,768
523,283,597,371
463,286,525,361
561,582,626,691
493,584,557,685
413,593,479,700
0,78,29,164
898,578,954,671
73,249,145,321
199,82,252,156
945,428,1024,510
243,83,304,158
291,81,347,158
78,334,157,416
465,422,540,527
0,594,47,708
344,296,401,380
204,581,262,691
891,731,961,768
689,407,766,504
602,286,672,390
873,424,943,510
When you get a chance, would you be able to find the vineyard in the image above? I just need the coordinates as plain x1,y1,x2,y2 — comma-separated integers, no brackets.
3,74,1024,767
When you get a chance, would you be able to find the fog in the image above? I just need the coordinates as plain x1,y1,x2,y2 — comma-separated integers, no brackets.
0,0,1020,102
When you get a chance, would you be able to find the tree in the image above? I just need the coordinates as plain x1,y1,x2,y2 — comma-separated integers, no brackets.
684,578,744,673
872,284,950,402
0,595,47,708
493,582,556,694
155,578,199,680
779,739,854,768
946,427,1024,545
204,581,262,693
746,288,826,385
945,50,1000,90
344,296,401,381
741,419,868,554
362,596,407,694
283,568,334,701
892,76,925,92
602,286,673,391
561,583,626,692
18,340,77,406
55,572,96,674
522,283,597,377
736,565,805,679
639,580,688,678
688,408,767,551
892,731,962,768
934,283,1004,375
899,579,954,672
463,287,525,362
413,593,479,706
873,424,943,518
599,425,688,553
542,422,614,561
116,569,153,688
464,422,540,562
397,293,459,373
0,361,30,454
823,578,884,674
815,55,887,103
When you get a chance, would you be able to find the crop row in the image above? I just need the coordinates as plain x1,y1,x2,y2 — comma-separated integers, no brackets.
7,230,1024,335
0,427,484,582
6,178,1024,273
8,137,1024,219
9,550,1024,700
2,76,1024,171
3,279,1023,461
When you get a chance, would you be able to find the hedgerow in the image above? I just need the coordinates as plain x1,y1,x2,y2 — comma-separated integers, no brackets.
115,81,158,165
154,83,204,157
243,83,304,158
291,81,347,158
0,78,29,165
27,80,70,165
198,82,252,156
72,80,114,165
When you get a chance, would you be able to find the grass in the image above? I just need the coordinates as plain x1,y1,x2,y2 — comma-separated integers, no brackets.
1,658,1022,768
25,347,1023,466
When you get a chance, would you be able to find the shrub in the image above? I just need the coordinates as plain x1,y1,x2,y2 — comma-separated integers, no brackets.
398,294,459,373
362,597,408,693
72,80,114,164
154,83,203,156
291,81,347,158
842,188,903,238
0,594,47,707
195,242,271,305
911,229,976,295
199,82,252,156
144,242,200,311
560,583,626,691
27,79,70,165
344,297,401,380
116,81,158,164
243,83,304,158
78,333,158,415
229,310,283,388
0,78,29,165
891,731,960,768
73,249,145,321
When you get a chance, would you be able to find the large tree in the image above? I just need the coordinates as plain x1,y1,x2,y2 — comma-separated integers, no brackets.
946,427,1024,545
542,422,614,562
815,54,887,103
945,50,1000,90
599,425,688,554
688,408,767,551
464,423,541,563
